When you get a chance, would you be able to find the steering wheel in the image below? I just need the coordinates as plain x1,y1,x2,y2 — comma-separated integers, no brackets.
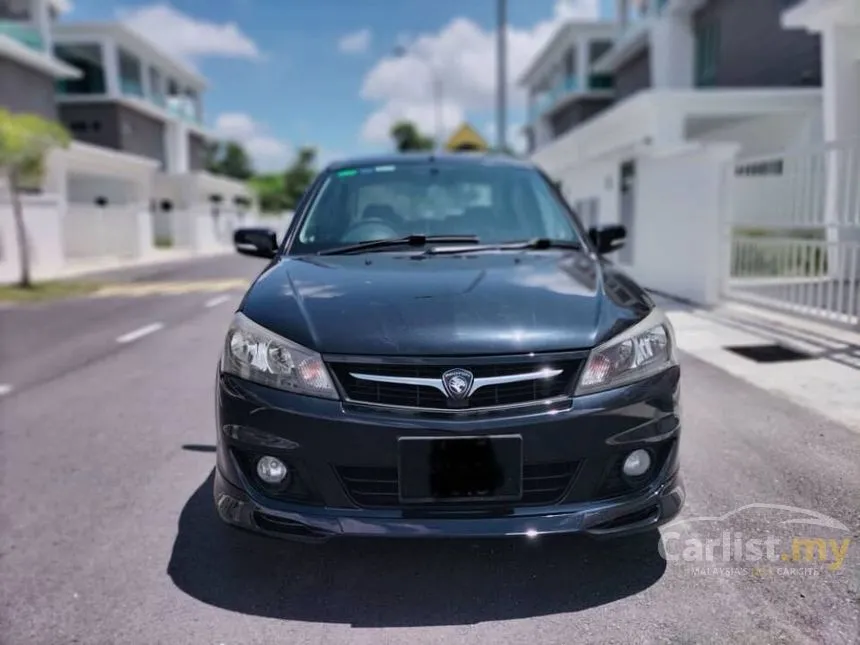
342,218,401,243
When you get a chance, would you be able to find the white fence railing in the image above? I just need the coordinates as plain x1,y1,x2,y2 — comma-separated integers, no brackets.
723,138,860,329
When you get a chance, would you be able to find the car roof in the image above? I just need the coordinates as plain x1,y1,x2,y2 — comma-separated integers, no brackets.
323,152,535,173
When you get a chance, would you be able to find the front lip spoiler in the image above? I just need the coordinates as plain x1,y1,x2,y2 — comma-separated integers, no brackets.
213,468,685,543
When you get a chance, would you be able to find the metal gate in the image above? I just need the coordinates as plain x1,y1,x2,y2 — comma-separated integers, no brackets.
721,138,860,330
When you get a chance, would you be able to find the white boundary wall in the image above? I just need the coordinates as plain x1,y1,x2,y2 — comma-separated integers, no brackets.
63,203,155,260
0,195,66,284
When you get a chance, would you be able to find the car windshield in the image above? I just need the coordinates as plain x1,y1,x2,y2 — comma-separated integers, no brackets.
289,161,583,254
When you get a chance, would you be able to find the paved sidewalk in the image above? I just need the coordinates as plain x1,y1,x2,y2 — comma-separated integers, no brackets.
56,247,233,280
653,294,860,433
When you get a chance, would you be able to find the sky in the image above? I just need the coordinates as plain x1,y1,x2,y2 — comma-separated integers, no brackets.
61,0,616,172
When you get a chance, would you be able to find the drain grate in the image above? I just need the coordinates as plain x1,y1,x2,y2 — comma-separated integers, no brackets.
724,343,813,363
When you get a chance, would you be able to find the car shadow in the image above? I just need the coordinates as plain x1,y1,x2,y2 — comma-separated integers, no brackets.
181,444,217,453
168,471,667,627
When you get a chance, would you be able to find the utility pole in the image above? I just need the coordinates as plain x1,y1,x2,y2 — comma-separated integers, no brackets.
432,73,443,151
496,0,507,151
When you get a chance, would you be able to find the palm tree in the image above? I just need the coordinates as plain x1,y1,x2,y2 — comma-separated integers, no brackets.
0,109,70,288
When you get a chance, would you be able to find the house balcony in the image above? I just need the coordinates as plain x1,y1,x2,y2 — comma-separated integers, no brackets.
528,73,614,122
120,77,144,98
0,21,44,51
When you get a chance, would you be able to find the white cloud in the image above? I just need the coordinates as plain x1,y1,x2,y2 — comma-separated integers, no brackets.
119,4,261,65
213,113,291,171
359,0,600,145
338,28,372,54
51,0,73,13
315,148,348,168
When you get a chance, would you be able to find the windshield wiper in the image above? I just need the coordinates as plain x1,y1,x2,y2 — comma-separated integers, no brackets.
317,234,479,256
424,237,582,255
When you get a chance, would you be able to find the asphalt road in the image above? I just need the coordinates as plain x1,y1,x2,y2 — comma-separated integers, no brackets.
1,254,858,645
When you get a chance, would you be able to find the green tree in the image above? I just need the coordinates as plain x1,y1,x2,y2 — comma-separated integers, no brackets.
249,173,289,213
0,109,70,288
283,146,318,210
390,120,434,152
208,140,254,180
203,141,221,174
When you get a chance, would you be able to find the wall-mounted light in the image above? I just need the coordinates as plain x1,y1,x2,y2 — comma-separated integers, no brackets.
209,194,223,217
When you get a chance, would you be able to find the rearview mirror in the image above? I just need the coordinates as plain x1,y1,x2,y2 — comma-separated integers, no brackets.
588,225,626,255
234,227,278,258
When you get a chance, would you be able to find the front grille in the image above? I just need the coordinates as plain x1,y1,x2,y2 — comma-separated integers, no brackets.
328,359,582,410
336,461,579,508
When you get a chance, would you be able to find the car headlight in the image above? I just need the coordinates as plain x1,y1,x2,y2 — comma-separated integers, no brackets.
575,308,677,395
221,312,338,399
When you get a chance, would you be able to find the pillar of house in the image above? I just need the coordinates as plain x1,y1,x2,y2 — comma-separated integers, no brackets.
782,0,860,281
576,38,589,89
32,0,52,52
821,23,860,279
102,38,119,97
650,11,695,88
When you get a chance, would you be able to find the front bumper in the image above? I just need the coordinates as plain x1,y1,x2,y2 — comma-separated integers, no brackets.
214,366,684,542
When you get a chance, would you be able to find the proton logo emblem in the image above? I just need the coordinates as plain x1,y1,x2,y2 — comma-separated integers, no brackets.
441,368,474,400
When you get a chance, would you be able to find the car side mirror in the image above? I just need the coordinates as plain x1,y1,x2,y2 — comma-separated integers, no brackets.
588,225,626,255
234,227,278,258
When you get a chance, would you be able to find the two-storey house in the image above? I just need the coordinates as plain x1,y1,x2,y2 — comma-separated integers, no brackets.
518,21,617,154
0,0,254,266
521,0,826,244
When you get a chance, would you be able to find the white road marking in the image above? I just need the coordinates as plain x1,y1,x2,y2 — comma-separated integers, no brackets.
116,322,165,344
205,294,231,308
0,384,13,396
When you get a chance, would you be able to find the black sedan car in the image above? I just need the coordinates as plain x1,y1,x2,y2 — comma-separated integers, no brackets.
215,153,684,542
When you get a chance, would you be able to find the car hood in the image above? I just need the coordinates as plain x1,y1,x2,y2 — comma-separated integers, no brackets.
239,251,654,356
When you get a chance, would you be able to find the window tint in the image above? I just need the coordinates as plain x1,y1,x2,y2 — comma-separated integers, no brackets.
291,163,582,254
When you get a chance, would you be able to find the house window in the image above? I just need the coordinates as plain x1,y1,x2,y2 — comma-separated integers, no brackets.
735,160,784,176
695,21,720,86
118,48,143,97
55,43,107,94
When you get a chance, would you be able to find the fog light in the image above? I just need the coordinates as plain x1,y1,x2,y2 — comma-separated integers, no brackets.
256,456,288,484
622,449,651,477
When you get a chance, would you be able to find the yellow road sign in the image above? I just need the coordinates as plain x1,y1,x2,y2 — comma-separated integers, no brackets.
445,123,489,152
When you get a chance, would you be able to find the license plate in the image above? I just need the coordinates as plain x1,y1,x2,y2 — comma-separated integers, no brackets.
398,435,523,503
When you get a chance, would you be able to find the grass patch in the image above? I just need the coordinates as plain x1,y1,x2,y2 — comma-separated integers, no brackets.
154,236,173,248
0,280,104,302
